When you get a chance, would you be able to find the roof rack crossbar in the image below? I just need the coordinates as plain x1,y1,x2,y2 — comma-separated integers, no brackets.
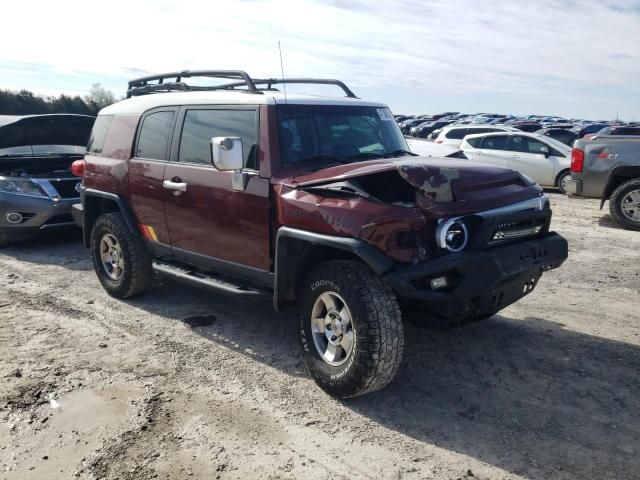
218,78,358,98
126,70,259,98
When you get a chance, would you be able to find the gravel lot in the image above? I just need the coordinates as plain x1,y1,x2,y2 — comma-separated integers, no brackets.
1,192,639,480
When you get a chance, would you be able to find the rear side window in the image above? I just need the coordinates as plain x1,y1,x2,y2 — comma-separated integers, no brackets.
482,135,508,150
446,128,468,139
178,109,257,168
466,136,483,148
615,127,640,135
136,111,175,160
87,115,114,154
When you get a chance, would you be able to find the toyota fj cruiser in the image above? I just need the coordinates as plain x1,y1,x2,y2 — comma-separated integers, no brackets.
73,70,568,397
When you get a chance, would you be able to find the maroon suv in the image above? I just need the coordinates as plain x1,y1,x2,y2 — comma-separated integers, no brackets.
73,70,568,397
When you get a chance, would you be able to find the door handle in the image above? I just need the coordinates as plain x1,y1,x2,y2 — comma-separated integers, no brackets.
163,180,187,192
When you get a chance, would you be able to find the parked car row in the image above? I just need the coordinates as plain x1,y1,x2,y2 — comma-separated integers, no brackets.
396,112,640,148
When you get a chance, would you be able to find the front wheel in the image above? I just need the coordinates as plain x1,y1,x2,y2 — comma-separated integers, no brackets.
299,260,404,398
90,212,154,298
609,179,640,231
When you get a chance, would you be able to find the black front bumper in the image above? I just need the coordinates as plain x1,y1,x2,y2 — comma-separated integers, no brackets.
385,233,568,319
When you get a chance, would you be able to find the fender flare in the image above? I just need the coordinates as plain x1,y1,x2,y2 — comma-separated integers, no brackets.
600,166,640,209
273,226,395,311
81,188,140,246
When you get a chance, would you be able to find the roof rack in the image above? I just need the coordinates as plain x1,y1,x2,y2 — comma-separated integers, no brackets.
126,70,357,99
218,78,357,98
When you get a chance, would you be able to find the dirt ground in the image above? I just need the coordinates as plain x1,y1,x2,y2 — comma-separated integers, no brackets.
1,192,639,480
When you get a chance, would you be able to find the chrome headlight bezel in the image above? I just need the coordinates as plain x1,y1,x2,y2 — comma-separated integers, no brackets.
436,217,469,253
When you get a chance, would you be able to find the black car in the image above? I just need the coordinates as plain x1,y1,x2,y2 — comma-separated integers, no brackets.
0,114,95,246
412,120,453,138
400,118,430,134
535,127,579,146
573,123,610,138
512,122,542,133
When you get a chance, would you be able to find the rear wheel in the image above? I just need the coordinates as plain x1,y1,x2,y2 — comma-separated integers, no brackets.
609,179,640,231
299,260,404,398
556,171,571,194
90,212,154,298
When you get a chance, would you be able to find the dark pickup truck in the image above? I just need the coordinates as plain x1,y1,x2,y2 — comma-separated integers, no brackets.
72,70,568,397
567,135,640,229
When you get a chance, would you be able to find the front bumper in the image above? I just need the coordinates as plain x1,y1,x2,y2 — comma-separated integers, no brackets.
0,193,79,242
72,203,84,227
385,233,568,319
564,178,582,195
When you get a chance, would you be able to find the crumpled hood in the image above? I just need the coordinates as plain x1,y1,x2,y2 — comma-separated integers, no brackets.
286,157,543,217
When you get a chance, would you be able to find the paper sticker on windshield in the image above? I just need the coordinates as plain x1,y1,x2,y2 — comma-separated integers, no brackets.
377,108,394,121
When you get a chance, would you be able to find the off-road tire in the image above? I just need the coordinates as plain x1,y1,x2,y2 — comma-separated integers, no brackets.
299,260,404,398
556,170,571,194
90,212,154,298
609,179,640,231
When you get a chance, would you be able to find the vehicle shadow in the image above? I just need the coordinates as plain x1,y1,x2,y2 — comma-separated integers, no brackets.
598,214,625,231
0,229,90,272
127,282,640,479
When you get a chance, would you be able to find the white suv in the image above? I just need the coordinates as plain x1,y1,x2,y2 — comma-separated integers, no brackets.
434,125,519,147
459,131,572,192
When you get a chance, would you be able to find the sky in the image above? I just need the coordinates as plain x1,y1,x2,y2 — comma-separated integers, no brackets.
1,0,639,120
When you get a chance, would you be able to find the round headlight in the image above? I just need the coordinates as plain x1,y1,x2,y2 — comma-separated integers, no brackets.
436,218,468,252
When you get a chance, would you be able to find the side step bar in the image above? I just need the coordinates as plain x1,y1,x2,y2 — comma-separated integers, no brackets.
152,261,270,300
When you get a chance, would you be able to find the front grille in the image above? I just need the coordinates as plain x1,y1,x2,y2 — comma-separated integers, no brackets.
49,179,80,199
490,219,546,243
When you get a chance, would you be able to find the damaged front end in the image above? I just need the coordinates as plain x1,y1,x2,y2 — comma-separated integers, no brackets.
277,159,548,264
276,158,568,319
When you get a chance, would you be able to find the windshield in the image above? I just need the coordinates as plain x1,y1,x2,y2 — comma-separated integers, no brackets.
277,105,409,165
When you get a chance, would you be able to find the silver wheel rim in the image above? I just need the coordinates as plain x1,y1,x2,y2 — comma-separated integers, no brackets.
310,291,355,367
99,233,124,280
560,174,570,191
621,189,640,222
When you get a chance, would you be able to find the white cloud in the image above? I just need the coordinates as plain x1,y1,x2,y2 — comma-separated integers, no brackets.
1,0,639,118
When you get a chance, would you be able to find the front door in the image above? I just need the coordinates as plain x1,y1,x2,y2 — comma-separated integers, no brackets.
163,106,271,278
507,135,556,186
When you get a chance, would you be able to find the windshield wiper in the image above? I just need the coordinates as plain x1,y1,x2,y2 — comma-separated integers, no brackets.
346,152,385,161
384,149,417,158
294,154,350,166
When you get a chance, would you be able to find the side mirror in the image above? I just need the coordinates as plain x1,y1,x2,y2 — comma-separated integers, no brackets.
540,145,550,157
210,137,244,171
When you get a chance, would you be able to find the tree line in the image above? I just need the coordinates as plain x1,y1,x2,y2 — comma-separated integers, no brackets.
0,84,117,116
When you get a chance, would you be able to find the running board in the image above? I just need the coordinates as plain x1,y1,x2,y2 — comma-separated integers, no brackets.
152,261,270,300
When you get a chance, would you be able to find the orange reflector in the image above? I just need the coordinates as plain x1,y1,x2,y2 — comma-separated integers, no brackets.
139,224,158,241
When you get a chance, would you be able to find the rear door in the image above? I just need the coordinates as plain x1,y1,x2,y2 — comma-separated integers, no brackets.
162,105,271,279
128,108,177,251
472,134,511,167
507,135,556,185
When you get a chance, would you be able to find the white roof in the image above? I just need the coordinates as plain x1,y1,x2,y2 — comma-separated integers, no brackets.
100,90,386,116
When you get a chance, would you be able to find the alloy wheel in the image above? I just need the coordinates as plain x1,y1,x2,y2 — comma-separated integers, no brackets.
310,291,355,366
99,233,125,280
